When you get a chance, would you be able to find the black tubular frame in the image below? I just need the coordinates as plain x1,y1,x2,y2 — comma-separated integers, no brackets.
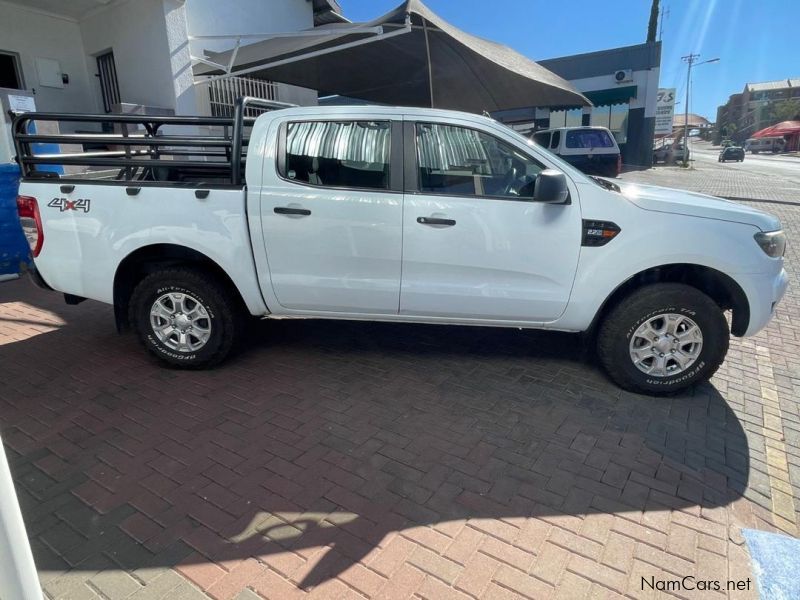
13,97,294,186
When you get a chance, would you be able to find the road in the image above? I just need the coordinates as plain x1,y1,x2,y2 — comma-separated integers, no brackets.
688,139,800,188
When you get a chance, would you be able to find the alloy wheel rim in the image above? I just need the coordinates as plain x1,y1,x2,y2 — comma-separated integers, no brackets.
628,313,703,377
149,292,211,353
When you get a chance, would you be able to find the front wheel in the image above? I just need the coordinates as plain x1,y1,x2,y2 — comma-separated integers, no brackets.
129,267,242,368
596,283,729,395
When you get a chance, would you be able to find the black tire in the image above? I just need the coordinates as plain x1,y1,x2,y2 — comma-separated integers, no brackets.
597,283,729,395
129,267,242,368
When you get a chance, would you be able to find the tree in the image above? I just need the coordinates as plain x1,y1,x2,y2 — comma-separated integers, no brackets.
647,0,660,42
775,99,800,122
760,99,800,128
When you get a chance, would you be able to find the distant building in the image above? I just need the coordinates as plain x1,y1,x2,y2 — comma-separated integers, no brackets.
715,78,800,143
671,113,712,138
493,42,662,168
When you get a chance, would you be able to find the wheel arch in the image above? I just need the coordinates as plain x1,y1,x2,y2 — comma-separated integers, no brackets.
113,243,253,331
589,263,750,338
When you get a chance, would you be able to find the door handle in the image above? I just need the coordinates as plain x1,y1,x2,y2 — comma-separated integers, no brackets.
126,187,140,196
274,206,311,216
417,216,455,227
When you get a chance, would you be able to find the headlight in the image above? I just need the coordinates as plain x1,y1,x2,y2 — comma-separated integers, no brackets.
754,230,786,258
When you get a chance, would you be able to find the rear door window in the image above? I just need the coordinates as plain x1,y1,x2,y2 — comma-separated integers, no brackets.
565,129,615,149
282,120,391,190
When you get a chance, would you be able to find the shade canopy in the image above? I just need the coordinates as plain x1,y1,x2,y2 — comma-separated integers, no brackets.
194,0,591,113
583,86,637,107
752,121,800,138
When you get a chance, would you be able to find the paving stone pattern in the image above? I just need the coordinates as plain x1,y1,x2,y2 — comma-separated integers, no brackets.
1,161,798,598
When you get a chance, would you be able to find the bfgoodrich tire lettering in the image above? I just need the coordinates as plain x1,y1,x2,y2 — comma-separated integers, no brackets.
597,283,729,395
129,268,241,368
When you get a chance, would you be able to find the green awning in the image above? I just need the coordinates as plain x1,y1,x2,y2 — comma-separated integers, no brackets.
583,86,637,107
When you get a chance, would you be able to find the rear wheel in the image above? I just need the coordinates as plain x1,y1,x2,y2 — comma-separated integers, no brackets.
129,267,242,368
597,283,729,395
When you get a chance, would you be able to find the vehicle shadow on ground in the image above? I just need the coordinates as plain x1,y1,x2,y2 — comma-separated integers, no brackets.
0,293,749,590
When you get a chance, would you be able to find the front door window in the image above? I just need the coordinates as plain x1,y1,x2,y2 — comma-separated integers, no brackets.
415,123,544,199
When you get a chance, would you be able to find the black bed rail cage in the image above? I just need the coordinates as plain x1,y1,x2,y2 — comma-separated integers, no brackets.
13,97,293,186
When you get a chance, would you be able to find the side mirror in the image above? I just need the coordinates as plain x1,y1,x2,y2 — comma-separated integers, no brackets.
533,169,570,204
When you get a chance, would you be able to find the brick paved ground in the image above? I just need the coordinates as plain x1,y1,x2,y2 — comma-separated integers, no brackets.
620,144,800,204
1,160,798,599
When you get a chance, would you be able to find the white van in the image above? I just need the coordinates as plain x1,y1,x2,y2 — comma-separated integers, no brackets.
532,126,621,177
745,137,785,154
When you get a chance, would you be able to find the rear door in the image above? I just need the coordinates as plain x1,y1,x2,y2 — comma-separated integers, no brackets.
399,119,582,322
257,117,403,314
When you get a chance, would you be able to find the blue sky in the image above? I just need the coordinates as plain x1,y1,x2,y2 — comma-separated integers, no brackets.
338,0,800,121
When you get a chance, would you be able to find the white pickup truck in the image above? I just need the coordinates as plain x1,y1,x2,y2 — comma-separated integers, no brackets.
14,98,787,394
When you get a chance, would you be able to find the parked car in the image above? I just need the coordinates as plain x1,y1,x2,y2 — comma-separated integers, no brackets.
652,143,675,164
719,146,745,162
14,100,788,395
671,142,690,163
652,142,689,164
532,126,621,177
745,137,786,154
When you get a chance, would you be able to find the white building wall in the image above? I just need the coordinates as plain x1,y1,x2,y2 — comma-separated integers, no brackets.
0,2,94,114
186,0,313,54
187,0,318,110
79,0,177,112
164,0,199,116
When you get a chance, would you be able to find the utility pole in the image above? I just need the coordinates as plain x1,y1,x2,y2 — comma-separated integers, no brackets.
680,54,719,167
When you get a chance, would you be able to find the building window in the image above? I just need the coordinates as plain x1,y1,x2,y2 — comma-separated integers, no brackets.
0,51,24,89
590,105,610,128
609,104,628,144
549,108,582,128
590,104,628,144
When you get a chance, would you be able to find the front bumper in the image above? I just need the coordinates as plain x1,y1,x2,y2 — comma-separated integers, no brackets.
742,267,789,336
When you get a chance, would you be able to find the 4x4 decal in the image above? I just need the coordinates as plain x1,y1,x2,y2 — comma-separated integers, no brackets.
48,197,91,213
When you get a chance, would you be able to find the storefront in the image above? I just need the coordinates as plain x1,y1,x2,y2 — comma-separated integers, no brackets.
494,42,661,168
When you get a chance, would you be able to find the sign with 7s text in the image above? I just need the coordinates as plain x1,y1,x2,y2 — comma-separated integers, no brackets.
655,88,676,135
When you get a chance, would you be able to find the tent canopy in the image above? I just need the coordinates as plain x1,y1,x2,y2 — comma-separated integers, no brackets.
752,121,800,138
194,0,591,113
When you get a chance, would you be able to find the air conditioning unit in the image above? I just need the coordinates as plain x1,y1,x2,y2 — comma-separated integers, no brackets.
613,69,633,84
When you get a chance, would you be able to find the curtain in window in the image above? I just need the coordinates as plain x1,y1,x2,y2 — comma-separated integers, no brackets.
416,124,489,172
286,121,390,163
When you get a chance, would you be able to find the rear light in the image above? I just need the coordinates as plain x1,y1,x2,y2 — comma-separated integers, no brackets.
616,155,622,175
16,195,43,257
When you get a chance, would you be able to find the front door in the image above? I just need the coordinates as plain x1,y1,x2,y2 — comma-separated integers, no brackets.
400,121,582,322
259,118,403,314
